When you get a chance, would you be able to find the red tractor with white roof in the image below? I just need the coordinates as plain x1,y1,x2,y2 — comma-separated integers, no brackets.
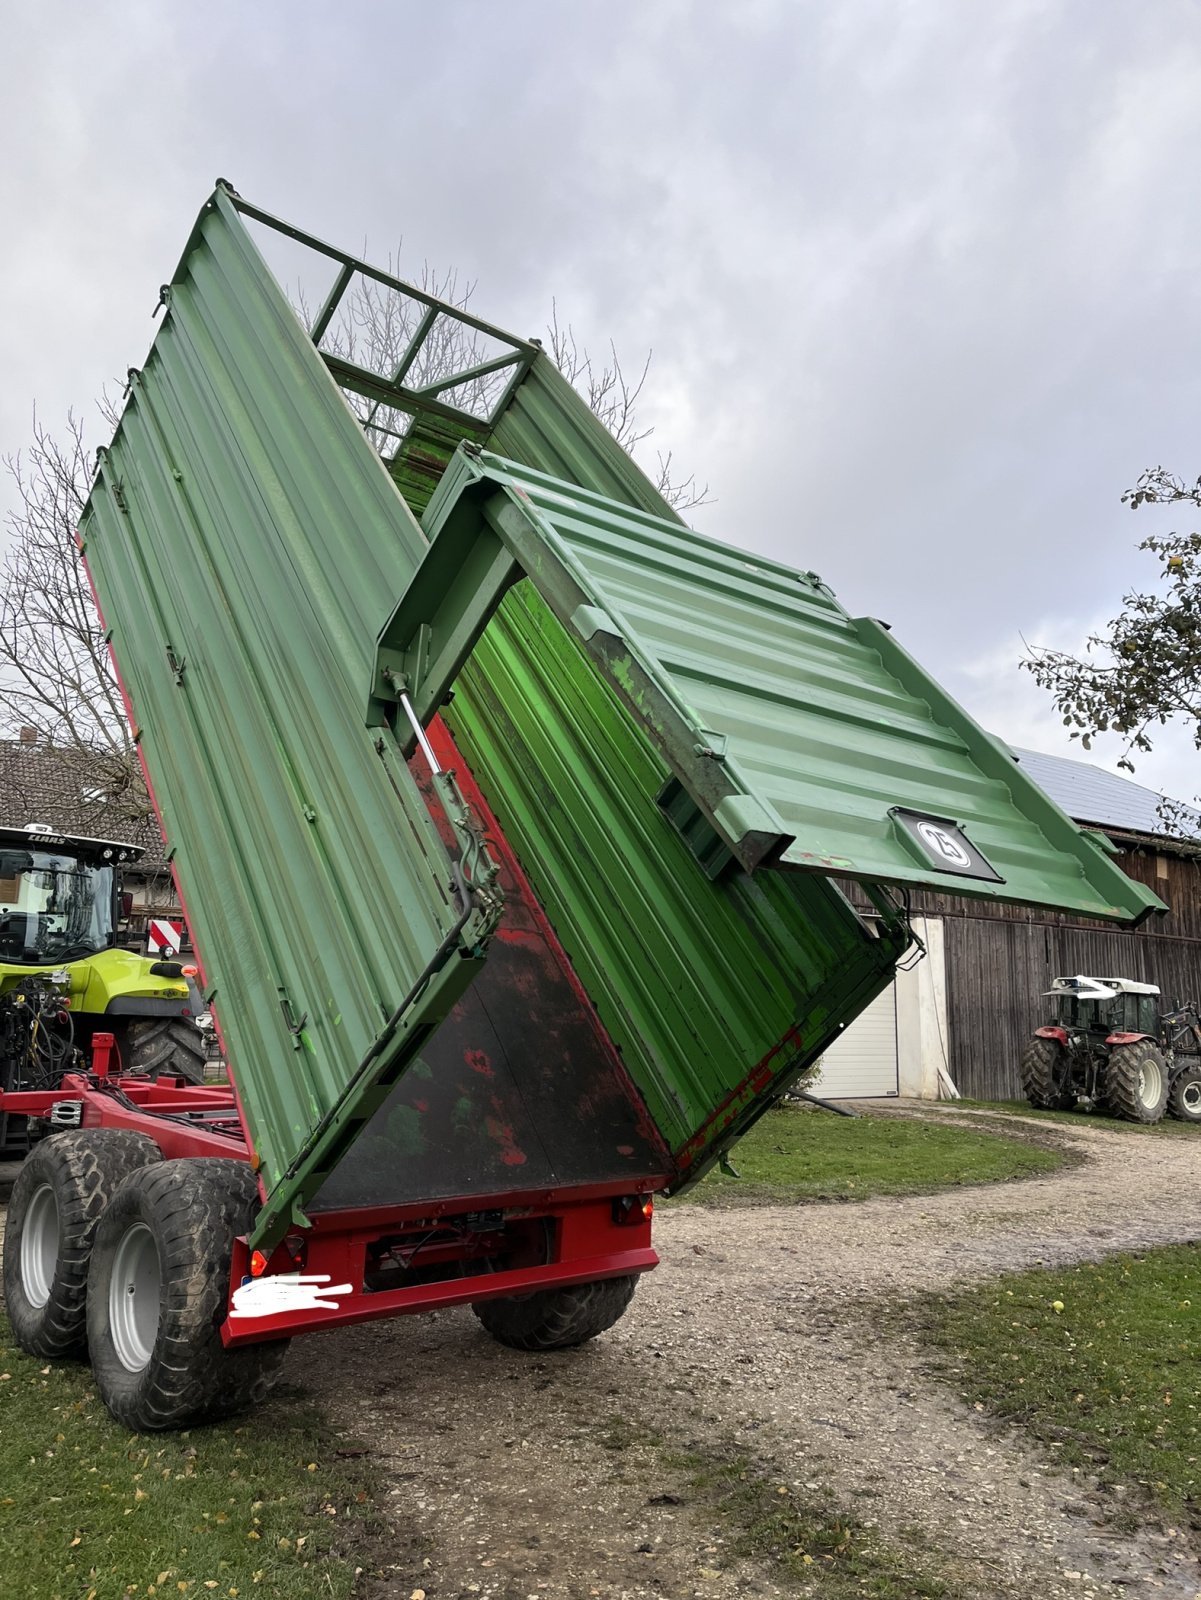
1021,975,1201,1124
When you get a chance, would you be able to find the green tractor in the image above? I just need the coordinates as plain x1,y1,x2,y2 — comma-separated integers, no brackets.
0,822,208,1157
1020,974,1201,1126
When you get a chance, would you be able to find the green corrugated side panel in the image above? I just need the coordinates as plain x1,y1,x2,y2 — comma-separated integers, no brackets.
446,582,905,1160
435,452,1162,924
424,356,903,1169
490,356,672,522
388,414,488,520
80,190,474,1193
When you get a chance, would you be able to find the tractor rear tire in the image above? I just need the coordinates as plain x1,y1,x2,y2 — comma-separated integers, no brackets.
1167,1066,1201,1124
86,1158,288,1431
2,1129,162,1359
113,1017,207,1085
1103,1039,1169,1124
472,1274,638,1351
1019,1036,1075,1111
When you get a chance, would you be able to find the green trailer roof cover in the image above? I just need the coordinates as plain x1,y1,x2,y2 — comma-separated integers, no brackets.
376,449,1161,925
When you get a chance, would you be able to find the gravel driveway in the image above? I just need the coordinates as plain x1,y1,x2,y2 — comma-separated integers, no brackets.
3,1112,1199,1599
286,1109,1201,1600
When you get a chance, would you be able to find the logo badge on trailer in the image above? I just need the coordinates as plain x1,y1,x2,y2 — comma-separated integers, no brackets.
890,809,1004,883
914,821,972,869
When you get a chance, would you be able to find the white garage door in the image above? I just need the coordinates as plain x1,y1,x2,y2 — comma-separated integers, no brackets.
815,984,899,1098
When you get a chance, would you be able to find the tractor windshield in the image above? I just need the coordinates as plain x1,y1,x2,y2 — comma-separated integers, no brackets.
1055,994,1114,1031
1055,991,1157,1035
0,847,115,964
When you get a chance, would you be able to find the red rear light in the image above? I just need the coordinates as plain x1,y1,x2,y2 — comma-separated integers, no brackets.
249,1250,268,1278
613,1194,654,1226
181,964,199,978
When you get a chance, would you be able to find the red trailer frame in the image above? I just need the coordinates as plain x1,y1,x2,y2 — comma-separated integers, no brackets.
2,688,662,1354
1,1032,658,1348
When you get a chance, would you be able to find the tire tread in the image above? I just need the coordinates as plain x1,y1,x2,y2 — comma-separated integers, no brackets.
1019,1036,1074,1111
87,1158,286,1431
115,1018,206,1084
472,1275,637,1351
2,1130,161,1358
1104,1038,1169,1124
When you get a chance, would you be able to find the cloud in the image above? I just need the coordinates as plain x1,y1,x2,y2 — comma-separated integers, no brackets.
3,0,1201,823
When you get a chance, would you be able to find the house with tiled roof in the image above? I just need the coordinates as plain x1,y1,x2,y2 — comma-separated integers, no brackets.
0,729,182,942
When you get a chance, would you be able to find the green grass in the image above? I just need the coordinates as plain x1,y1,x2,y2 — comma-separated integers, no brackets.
0,1315,385,1600
602,1419,965,1597
953,1099,1200,1136
916,1246,1201,1535
685,1105,1069,1205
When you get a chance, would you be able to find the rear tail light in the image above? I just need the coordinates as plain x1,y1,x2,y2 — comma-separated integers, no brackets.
613,1194,654,1226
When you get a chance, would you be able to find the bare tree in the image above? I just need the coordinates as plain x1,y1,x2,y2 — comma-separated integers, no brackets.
547,301,709,513
0,407,146,821
296,253,510,457
303,255,710,511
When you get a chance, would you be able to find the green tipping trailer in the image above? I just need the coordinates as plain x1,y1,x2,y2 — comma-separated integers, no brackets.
0,181,1162,1429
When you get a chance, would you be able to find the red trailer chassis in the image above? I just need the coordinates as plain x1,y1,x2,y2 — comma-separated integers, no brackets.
1,1039,658,1347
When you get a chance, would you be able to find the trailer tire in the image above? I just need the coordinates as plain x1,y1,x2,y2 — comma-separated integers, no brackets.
1167,1066,1201,1124
2,1129,162,1359
86,1158,288,1431
472,1274,638,1351
1104,1038,1169,1124
1019,1036,1075,1111
113,1017,207,1084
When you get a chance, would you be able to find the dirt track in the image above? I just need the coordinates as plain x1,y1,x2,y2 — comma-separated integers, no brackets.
287,1109,1201,1600
4,1112,1201,1598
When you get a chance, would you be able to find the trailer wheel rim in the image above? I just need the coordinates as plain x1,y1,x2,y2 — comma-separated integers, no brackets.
109,1223,161,1372
20,1182,59,1309
1138,1059,1163,1108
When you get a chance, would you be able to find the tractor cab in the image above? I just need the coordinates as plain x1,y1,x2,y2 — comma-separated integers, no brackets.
0,824,210,1158
0,823,143,968
1045,975,1161,1041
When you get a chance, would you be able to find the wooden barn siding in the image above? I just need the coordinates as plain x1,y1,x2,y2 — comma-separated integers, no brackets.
838,838,1201,1100
943,916,1201,1100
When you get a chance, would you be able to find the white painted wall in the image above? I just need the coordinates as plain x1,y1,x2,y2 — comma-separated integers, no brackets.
813,915,950,1100
895,915,951,1099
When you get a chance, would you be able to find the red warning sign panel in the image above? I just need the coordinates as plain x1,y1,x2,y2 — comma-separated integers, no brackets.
148,918,184,956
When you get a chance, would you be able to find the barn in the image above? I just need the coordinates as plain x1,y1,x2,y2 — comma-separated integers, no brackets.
818,746,1201,1101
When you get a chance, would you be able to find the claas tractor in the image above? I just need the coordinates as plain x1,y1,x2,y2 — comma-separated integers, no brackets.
0,822,207,1157
1020,974,1201,1125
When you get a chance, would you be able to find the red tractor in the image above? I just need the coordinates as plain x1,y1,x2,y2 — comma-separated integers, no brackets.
1021,975,1201,1125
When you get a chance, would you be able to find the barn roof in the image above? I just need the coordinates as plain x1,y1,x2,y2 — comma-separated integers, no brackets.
1012,746,1200,844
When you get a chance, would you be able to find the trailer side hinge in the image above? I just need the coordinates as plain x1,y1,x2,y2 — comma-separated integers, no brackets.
278,989,308,1048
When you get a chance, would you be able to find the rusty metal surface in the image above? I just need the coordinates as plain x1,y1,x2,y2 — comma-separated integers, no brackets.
311,721,669,1210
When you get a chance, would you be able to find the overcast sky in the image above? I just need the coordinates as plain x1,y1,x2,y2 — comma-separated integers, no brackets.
3,0,1200,801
